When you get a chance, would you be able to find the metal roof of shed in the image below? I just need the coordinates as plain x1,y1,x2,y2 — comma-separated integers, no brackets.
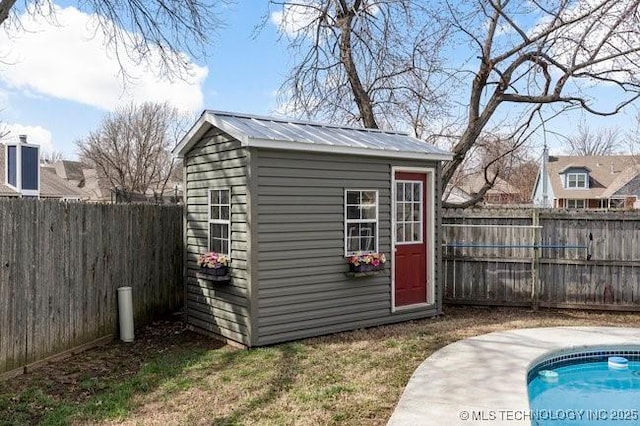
173,110,452,161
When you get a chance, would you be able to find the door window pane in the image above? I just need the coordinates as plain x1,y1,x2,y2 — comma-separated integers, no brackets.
396,181,423,244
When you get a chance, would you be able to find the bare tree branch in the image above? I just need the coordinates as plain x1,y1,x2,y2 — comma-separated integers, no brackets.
272,0,640,206
1,0,225,78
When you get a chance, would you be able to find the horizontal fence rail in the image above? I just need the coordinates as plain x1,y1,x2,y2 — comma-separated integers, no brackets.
443,208,640,311
0,200,183,376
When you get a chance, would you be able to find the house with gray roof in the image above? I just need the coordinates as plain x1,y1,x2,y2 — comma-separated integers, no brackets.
173,110,452,347
46,159,183,204
532,149,640,209
1,136,88,200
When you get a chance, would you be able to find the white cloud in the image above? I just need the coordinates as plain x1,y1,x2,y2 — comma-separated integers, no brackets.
0,5,207,112
2,123,54,153
0,89,8,110
270,2,322,38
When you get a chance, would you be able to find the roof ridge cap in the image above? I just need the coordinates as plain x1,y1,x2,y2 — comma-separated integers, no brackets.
206,110,411,137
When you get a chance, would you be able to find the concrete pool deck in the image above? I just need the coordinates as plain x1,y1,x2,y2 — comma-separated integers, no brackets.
387,327,640,425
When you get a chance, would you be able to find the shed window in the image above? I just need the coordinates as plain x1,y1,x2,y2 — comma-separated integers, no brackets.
208,189,230,255
566,173,587,189
345,190,378,255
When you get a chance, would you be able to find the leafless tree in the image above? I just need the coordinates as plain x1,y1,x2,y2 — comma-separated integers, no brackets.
269,0,450,137
623,112,640,155
273,0,640,206
508,160,539,203
446,132,534,207
566,124,621,155
0,0,224,78
421,0,640,201
40,150,66,164
76,102,185,202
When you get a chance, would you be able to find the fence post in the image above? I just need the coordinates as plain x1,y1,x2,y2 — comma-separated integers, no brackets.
531,210,540,310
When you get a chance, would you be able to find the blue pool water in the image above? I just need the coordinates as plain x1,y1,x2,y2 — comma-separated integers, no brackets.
528,359,640,425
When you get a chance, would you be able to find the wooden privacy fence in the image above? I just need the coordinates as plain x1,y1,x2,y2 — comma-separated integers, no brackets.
443,208,640,311
0,200,183,376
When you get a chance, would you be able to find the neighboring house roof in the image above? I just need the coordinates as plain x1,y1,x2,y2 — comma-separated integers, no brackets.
39,166,88,199
54,160,85,182
443,184,473,204
457,172,519,198
546,155,639,200
79,167,112,201
174,110,453,161
599,165,640,198
444,171,521,205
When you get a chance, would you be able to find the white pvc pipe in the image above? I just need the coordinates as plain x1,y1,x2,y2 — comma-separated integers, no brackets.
117,286,134,342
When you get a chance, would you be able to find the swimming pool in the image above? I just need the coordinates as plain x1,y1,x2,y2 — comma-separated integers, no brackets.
528,351,640,425
388,328,640,426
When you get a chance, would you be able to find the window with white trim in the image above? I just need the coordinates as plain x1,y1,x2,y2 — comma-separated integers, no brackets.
566,173,587,189
566,199,586,209
345,190,378,255
208,189,231,255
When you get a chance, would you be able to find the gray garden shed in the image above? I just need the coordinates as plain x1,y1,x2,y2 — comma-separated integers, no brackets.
173,111,452,347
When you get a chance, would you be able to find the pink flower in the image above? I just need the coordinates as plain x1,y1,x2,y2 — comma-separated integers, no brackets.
346,252,386,266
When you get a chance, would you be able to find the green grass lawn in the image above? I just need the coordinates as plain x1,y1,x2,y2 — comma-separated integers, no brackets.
2,306,640,425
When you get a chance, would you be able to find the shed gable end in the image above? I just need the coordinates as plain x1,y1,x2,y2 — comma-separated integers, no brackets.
183,128,252,345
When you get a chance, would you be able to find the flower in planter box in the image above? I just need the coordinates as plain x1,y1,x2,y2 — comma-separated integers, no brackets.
347,252,386,268
197,251,229,269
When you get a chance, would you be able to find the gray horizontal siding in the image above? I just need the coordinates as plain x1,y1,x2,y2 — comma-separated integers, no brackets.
184,128,251,346
255,149,441,345
259,307,439,346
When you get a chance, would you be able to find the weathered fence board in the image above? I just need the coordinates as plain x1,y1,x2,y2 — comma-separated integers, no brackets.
0,200,183,376
443,208,640,311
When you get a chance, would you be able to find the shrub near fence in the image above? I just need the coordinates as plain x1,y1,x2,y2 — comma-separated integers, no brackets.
443,208,640,311
0,200,183,376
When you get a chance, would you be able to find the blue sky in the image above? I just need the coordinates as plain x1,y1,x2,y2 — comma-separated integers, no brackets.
0,1,638,160
0,2,289,158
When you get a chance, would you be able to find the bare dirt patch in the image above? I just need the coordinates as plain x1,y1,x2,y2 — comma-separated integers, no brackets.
0,316,223,425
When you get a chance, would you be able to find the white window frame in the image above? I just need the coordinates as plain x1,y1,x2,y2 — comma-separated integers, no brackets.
344,189,379,256
394,180,424,245
208,188,231,256
5,142,40,197
566,199,586,209
5,144,15,189
566,173,587,189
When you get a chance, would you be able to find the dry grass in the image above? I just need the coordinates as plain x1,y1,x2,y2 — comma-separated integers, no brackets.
3,306,640,426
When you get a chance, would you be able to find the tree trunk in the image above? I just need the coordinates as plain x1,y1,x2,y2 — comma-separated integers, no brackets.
338,14,378,129
0,0,17,26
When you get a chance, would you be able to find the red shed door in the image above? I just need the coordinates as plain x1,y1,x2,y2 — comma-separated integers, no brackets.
394,171,428,307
